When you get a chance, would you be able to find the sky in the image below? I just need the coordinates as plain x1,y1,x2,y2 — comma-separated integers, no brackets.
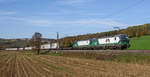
0,0,149,39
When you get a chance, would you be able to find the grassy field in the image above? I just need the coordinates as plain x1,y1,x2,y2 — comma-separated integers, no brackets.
49,51,150,64
1,51,150,77
128,35,150,50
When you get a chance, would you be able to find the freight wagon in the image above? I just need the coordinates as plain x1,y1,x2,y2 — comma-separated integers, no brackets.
41,43,58,50
5,43,58,51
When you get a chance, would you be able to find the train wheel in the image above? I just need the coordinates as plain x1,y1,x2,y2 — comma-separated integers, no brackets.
103,46,106,50
119,46,124,50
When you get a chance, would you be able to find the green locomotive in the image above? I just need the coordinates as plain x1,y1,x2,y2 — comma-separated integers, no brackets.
73,34,130,50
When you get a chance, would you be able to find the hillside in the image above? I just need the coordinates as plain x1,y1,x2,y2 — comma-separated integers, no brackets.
59,24,150,47
0,38,30,48
0,38,56,49
128,36,150,50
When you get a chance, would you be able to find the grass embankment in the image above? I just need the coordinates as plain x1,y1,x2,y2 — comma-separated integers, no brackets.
112,53,150,64
49,51,150,64
128,35,150,50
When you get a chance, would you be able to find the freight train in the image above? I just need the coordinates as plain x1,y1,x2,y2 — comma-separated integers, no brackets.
5,34,130,51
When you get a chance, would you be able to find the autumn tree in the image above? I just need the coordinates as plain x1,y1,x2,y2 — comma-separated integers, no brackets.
136,30,141,38
31,32,42,55
142,24,150,35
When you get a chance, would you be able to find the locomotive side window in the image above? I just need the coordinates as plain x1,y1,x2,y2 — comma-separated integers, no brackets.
115,37,116,40
106,39,110,42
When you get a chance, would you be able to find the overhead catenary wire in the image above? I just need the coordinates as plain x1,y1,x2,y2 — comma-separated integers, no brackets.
102,0,145,18
101,0,145,31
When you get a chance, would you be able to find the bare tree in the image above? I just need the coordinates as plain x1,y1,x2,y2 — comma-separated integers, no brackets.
31,32,42,55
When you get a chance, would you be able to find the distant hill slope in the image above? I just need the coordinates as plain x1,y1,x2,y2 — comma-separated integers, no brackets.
0,38,30,48
128,36,150,50
0,38,56,48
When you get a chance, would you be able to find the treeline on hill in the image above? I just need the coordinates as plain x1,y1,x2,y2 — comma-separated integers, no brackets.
59,24,150,47
0,38,30,49
0,38,56,49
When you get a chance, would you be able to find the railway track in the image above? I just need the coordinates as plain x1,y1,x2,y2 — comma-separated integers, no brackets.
55,50,150,54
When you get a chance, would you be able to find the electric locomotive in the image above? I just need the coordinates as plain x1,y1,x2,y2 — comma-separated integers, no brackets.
73,34,130,50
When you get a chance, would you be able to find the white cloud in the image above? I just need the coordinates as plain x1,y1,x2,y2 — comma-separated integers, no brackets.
74,19,123,26
57,0,93,5
62,19,123,27
0,16,124,27
23,18,123,27
40,9,105,17
62,0,89,4
27,20,54,26
0,11,16,15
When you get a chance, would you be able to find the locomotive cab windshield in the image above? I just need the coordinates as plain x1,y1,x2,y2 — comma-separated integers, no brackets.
118,34,130,48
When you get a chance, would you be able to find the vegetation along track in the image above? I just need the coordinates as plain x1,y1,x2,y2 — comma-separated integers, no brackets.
0,51,150,77
56,50,150,54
